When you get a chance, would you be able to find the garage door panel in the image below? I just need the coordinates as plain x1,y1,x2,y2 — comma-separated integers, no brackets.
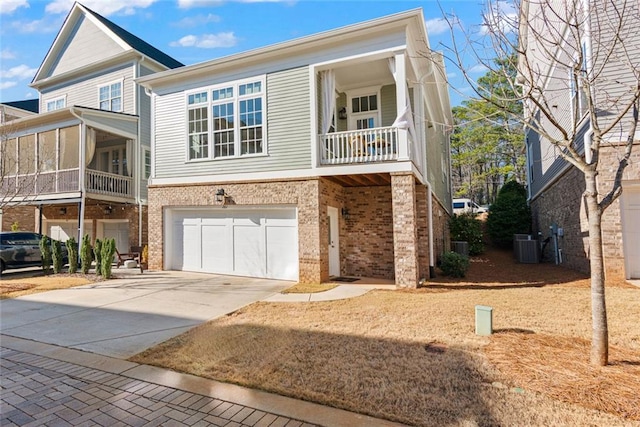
233,224,265,278
266,226,298,280
182,223,201,271
202,223,231,273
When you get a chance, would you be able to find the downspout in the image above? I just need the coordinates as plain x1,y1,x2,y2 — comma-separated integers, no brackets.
426,181,435,278
69,108,86,245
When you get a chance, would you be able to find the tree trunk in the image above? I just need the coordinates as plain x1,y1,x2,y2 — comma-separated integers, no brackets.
584,170,608,366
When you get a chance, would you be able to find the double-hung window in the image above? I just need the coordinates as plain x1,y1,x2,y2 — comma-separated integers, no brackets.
188,92,209,160
46,97,66,112
186,77,265,161
99,81,122,112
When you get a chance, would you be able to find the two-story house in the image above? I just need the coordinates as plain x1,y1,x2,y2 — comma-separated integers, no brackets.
0,2,183,254
520,0,640,281
138,9,453,288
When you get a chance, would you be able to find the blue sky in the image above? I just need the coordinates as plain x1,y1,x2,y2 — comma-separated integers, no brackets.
0,0,502,106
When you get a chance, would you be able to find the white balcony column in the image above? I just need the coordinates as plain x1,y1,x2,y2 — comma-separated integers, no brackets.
78,122,87,245
394,52,409,161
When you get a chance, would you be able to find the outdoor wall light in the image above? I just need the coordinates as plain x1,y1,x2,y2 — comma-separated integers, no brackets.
341,208,350,219
338,107,347,120
104,205,113,215
216,188,226,203
59,207,67,215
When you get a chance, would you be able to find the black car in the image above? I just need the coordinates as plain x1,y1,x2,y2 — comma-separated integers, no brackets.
0,232,68,273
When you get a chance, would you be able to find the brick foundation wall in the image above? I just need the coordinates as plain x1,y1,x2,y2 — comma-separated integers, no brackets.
343,186,395,279
1,202,146,250
1,205,38,231
391,173,420,288
531,143,640,281
431,195,451,267
148,179,323,282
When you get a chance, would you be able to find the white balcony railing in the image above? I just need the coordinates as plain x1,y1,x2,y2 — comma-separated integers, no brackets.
86,170,133,198
0,169,133,200
1,169,80,197
319,127,399,165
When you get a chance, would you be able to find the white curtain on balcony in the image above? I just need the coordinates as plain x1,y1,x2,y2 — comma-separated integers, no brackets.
388,58,417,143
85,127,96,166
320,70,336,135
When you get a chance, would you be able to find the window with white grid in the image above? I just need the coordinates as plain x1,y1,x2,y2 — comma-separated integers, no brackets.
185,77,266,161
99,81,122,112
188,91,209,160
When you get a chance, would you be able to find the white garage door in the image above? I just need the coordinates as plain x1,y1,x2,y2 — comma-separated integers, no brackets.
621,185,640,279
47,220,93,243
168,208,298,281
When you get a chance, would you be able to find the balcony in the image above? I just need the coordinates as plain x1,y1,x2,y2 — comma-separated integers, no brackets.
319,127,399,165
2,169,134,200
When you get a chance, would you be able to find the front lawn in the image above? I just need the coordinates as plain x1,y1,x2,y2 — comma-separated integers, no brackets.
131,250,640,426
0,275,97,299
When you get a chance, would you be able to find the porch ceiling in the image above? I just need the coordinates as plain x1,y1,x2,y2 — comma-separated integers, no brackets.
334,59,394,91
325,173,392,187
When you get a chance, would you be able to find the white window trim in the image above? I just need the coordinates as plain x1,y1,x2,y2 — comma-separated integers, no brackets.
96,146,128,175
345,85,382,130
97,78,124,112
184,75,267,162
143,148,151,179
45,95,66,112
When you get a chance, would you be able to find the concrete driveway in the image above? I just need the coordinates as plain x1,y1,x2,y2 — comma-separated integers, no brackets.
0,271,292,359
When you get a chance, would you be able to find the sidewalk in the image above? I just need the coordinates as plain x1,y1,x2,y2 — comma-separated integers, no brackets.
1,335,405,427
263,284,394,303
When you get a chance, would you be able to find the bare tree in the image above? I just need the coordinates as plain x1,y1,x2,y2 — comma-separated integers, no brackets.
440,0,639,366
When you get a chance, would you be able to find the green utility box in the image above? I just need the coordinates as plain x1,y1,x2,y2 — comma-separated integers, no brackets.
475,305,493,336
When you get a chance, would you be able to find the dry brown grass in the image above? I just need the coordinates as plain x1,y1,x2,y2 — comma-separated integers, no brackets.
0,274,98,299
132,249,640,426
281,283,338,294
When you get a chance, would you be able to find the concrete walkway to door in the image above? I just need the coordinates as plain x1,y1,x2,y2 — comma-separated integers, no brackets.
0,271,292,359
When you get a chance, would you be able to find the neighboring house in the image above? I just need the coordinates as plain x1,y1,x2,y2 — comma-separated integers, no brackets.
138,9,453,287
0,3,182,253
520,0,640,280
0,100,39,124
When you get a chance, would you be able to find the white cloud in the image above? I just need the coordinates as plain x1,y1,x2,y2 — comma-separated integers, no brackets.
9,17,62,33
0,64,37,79
469,64,489,74
1,49,16,60
0,0,29,15
447,72,457,79
177,0,224,8
170,32,238,48
425,17,449,36
46,0,157,16
177,0,293,7
173,13,221,27
480,0,518,35
0,81,18,90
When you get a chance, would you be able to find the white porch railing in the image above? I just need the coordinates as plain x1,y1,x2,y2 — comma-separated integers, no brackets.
86,170,133,198
1,169,80,196
319,127,399,165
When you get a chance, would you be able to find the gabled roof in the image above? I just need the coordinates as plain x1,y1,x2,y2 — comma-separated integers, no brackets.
82,4,183,70
32,2,182,85
2,99,39,114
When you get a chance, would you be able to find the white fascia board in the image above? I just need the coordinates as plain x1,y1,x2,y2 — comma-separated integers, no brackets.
150,162,415,187
137,8,424,90
31,53,138,90
32,4,131,84
77,4,132,51
4,193,83,205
